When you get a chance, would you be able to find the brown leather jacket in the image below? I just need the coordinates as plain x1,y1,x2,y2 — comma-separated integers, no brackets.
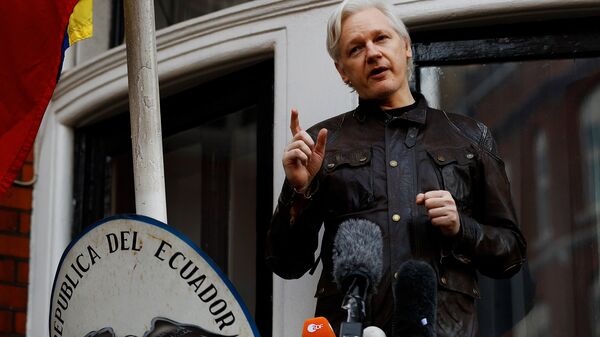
267,94,527,337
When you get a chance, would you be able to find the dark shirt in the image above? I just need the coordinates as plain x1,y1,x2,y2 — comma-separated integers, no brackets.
267,93,527,337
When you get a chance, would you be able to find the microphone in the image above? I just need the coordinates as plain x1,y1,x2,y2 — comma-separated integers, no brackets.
363,326,386,337
302,317,336,337
332,218,383,337
393,260,437,337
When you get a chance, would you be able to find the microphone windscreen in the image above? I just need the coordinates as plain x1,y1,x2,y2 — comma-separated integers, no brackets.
364,326,387,337
393,260,437,337
302,317,336,337
332,218,383,294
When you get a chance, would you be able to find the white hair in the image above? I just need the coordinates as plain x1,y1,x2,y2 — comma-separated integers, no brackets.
326,0,413,78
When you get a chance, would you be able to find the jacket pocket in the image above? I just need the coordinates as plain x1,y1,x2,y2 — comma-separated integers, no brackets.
322,147,374,214
426,146,477,210
434,258,481,300
437,289,478,337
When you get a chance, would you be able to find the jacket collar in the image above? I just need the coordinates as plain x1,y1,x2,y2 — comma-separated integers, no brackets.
354,92,428,125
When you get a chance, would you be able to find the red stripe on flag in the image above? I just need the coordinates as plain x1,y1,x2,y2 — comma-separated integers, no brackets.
0,0,79,193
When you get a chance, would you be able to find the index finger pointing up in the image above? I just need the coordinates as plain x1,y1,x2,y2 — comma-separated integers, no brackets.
290,108,302,136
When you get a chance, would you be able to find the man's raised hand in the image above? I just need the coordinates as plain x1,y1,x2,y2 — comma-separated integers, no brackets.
282,108,328,193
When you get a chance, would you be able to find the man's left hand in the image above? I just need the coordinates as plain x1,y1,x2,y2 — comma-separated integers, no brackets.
416,190,460,236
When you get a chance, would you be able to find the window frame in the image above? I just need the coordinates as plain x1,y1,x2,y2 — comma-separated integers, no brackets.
72,59,275,336
412,15,600,337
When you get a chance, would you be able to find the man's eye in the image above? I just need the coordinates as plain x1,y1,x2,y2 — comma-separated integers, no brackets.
349,46,361,55
376,35,389,42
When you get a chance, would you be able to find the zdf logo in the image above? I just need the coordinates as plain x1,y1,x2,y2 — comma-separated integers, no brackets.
307,323,323,333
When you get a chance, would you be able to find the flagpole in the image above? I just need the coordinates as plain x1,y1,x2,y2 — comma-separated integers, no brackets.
123,0,168,223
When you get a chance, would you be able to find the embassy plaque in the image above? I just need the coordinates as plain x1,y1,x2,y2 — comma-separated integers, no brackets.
49,214,260,337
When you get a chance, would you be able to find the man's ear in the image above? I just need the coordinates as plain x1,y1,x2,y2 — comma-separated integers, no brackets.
335,62,349,84
404,38,413,58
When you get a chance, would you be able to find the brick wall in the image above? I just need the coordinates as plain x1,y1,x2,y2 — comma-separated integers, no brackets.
0,152,33,337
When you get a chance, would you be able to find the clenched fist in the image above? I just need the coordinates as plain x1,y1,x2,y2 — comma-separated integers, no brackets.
416,190,460,236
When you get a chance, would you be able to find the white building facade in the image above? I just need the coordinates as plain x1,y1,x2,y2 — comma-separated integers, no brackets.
28,1,600,336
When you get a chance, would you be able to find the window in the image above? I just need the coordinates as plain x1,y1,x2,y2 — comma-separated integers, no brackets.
110,0,256,46
73,59,274,336
154,0,255,29
534,130,552,248
414,17,600,337
579,85,600,227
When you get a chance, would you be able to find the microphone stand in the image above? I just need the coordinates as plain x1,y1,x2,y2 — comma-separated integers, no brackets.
340,276,368,337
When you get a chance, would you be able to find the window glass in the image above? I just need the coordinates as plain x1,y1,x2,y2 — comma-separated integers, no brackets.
108,0,256,47
162,108,258,314
420,58,600,337
73,60,274,335
534,130,552,248
580,85,600,229
154,0,255,30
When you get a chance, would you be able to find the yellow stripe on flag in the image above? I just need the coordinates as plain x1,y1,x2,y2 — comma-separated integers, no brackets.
68,0,93,45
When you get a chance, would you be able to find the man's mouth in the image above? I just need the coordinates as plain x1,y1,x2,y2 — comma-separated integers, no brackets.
369,66,388,78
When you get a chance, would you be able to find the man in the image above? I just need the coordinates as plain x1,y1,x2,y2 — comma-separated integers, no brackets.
266,0,527,336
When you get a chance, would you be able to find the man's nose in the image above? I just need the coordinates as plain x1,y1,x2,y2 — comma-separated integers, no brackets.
365,41,382,62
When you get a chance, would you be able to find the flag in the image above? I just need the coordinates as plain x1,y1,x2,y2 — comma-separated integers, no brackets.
0,0,93,194
70,0,94,45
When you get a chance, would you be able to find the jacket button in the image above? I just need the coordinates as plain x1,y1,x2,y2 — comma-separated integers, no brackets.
466,153,474,159
440,276,447,285
392,214,401,222
359,156,367,162
437,155,446,162
389,160,398,167
327,163,335,169
394,272,399,280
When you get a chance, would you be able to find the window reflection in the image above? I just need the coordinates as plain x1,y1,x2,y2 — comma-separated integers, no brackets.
534,131,552,248
108,0,257,47
73,60,274,334
154,0,255,30
162,108,258,315
579,84,600,337
580,85,600,228
420,58,600,337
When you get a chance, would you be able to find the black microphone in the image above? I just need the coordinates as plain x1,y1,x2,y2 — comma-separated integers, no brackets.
393,260,437,337
332,218,383,337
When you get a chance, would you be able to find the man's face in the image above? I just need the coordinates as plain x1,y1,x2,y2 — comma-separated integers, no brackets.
335,7,412,103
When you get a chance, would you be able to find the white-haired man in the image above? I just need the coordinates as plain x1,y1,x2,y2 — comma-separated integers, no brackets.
267,1,527,336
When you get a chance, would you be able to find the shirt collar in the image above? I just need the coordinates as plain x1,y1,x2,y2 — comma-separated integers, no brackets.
354,92,428,125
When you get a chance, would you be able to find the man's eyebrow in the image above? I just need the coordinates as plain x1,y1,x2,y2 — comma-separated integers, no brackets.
346,29,391,44
346,36,363,46
346,34,365,46
371,28,393,36
344,26,394,48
